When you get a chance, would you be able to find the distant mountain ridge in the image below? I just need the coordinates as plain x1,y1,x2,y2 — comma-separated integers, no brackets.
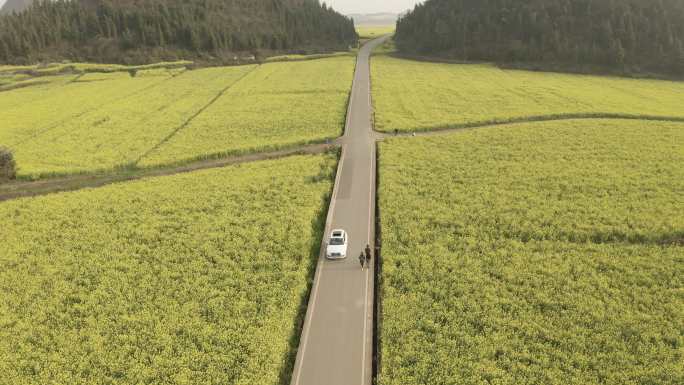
348,12,398,26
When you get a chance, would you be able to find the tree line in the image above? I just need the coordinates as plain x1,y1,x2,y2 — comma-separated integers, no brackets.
0,0,358,64
395,0,684,76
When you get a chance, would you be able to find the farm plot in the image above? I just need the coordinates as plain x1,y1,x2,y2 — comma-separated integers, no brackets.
378,119,684,385
139,56,355,167
357,26,395,40
0,153,337,385
0,57,354,179
371,55,684,133
11,66,254,178
0,72,167,145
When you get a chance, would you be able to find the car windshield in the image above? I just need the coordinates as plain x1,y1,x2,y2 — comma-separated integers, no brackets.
330,237,344,245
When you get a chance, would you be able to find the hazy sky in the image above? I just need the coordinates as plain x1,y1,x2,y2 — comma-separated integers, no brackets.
325,0,422,14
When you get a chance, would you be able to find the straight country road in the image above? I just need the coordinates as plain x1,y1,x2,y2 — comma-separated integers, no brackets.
290,36,388,385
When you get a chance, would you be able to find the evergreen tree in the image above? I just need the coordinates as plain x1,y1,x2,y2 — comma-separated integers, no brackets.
395,0,684,76
0,0,358,64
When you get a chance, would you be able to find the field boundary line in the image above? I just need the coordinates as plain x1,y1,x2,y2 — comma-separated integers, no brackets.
0,143,333,202
92,68,235,160
376,113,684,138
67,73,85,84
371,141,383,384
0,80,50,93
134,65,260,165
290,145,347,385
361,139,377,385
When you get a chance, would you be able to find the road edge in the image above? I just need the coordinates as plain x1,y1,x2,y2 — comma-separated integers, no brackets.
289,144,347,385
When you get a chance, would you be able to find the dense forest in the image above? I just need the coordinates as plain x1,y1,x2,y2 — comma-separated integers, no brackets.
0,0,358,64
395,0,684,76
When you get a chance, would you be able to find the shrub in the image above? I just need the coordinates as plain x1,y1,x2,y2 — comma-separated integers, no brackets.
0,146,17,180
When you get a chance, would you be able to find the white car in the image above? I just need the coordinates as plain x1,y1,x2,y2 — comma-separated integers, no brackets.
326,229,348,259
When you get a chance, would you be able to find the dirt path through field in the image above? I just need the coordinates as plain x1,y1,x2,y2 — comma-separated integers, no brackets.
0,142,334,201
375,114,684,139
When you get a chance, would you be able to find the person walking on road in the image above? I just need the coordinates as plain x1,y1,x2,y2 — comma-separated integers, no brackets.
359,252,365,269
365,244,372,267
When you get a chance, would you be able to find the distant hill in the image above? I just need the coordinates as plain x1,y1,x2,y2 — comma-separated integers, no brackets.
0,0,33,14
0,0,358,64
348,12,398,26
395,0,684,76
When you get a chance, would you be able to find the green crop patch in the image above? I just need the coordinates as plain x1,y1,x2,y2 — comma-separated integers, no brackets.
371,56,684,133
0,57,354,179
0,153,337,385
378,119,684,385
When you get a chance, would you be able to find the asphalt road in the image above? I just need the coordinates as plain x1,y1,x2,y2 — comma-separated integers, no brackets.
290,36,388,385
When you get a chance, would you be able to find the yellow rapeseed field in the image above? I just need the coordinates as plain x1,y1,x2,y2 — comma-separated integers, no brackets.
0,153,336,385
371,56,684,132
0,57,355,179
378,119,684,385
140,57,355,167
11,66,254,177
